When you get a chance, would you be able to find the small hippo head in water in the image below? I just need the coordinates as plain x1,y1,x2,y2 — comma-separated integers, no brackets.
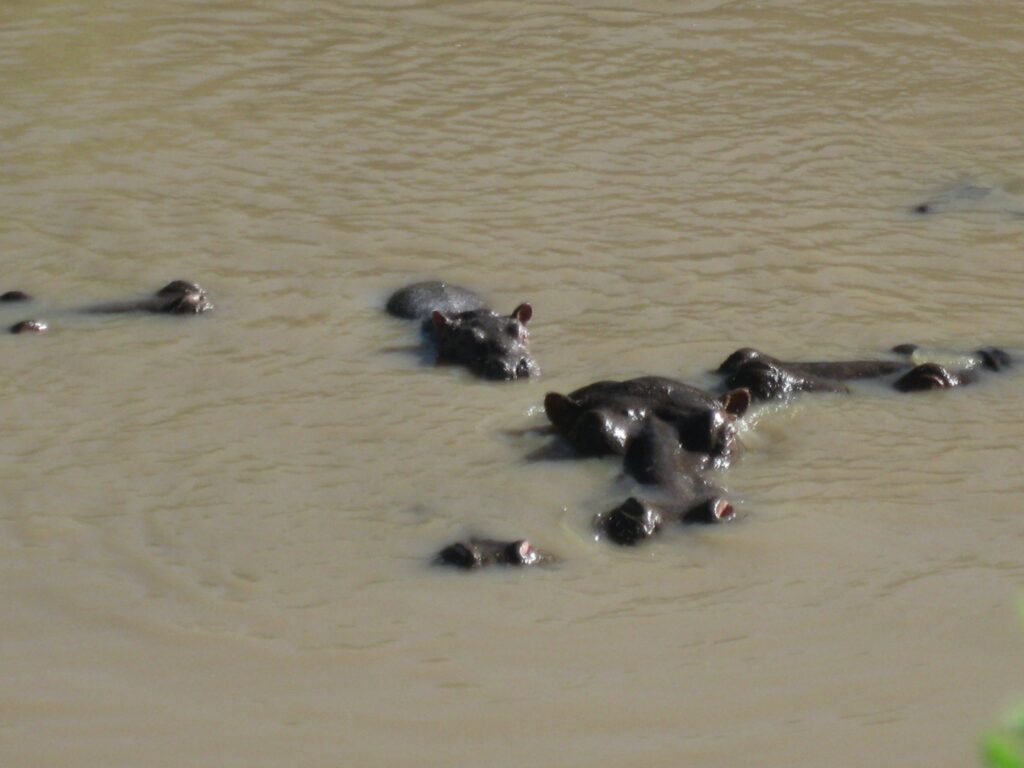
153,281,213,314
436,537,554,569
431,304,539,381
597,495,735,546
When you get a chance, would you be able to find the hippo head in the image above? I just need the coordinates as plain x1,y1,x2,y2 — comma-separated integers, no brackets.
155,281,214,314
717,347,767,376
724,359,799,401
436,538,551,569
431,304,539,381
9,319,48,335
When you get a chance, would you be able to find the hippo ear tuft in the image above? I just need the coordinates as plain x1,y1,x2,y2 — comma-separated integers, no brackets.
512,303,533,324
720,388,751,417
431,310,451,330
544,392,580,429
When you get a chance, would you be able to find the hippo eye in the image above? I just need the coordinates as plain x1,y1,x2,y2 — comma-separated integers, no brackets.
471,328,487,343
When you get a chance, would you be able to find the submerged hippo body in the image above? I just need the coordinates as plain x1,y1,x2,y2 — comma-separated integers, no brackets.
436,538,555,569
386,281,539,381
544,376,750,464
719,345,1011,400
6,281,213,334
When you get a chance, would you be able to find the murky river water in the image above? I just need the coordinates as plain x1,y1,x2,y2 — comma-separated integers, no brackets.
3,2,1023,766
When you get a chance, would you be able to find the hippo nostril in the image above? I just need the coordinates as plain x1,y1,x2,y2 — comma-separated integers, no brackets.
601,497,662,546
712,499,735,522
515,358,535,378
682,497,735,525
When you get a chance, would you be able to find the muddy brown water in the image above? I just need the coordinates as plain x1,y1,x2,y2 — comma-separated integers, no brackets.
2,2,1023,766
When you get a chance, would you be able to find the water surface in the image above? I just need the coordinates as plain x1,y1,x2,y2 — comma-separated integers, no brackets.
2,2,1023,766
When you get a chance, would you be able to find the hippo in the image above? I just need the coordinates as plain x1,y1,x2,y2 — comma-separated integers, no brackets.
81,280,213,315
435,537,555,569
597,495,735,546
596,416,736,546
386,281,539,381
543,376,750,466
719,345,1012,401
718,348,905,401
6,280,213,334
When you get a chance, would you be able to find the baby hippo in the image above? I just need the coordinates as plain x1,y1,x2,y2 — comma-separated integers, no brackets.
6,280,213,334
544,376,750,467
435,538,555,569
386,281,539,381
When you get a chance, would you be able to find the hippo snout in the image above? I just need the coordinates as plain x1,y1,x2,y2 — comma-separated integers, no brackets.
600,497,663,546
157,281,213,314
482,355,539,381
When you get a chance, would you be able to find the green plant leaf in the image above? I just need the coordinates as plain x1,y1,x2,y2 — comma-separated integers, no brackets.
981,733,1024,768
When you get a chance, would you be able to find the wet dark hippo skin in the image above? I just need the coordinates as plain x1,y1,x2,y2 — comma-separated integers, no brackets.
543,376,750,466
81,280,213,315
436,538,555,569
719,345,1012,401
596,417,736,546
6,281,213,334
541,378,749,547
386,281,539,381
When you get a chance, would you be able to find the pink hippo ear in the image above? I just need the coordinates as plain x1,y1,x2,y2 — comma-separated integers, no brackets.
543,392,581,430
431,310,451,330
512,303,533,324
720,388,751,417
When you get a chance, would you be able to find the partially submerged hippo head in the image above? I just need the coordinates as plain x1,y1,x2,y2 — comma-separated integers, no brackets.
725,358,850,401
717,347,766,376
431,304,539,381
153,281,213,314
9,319,48,334
436,537,554,569
597,494,735,546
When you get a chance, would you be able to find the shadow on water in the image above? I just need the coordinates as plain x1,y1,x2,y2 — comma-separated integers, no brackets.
910,179,1024,218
